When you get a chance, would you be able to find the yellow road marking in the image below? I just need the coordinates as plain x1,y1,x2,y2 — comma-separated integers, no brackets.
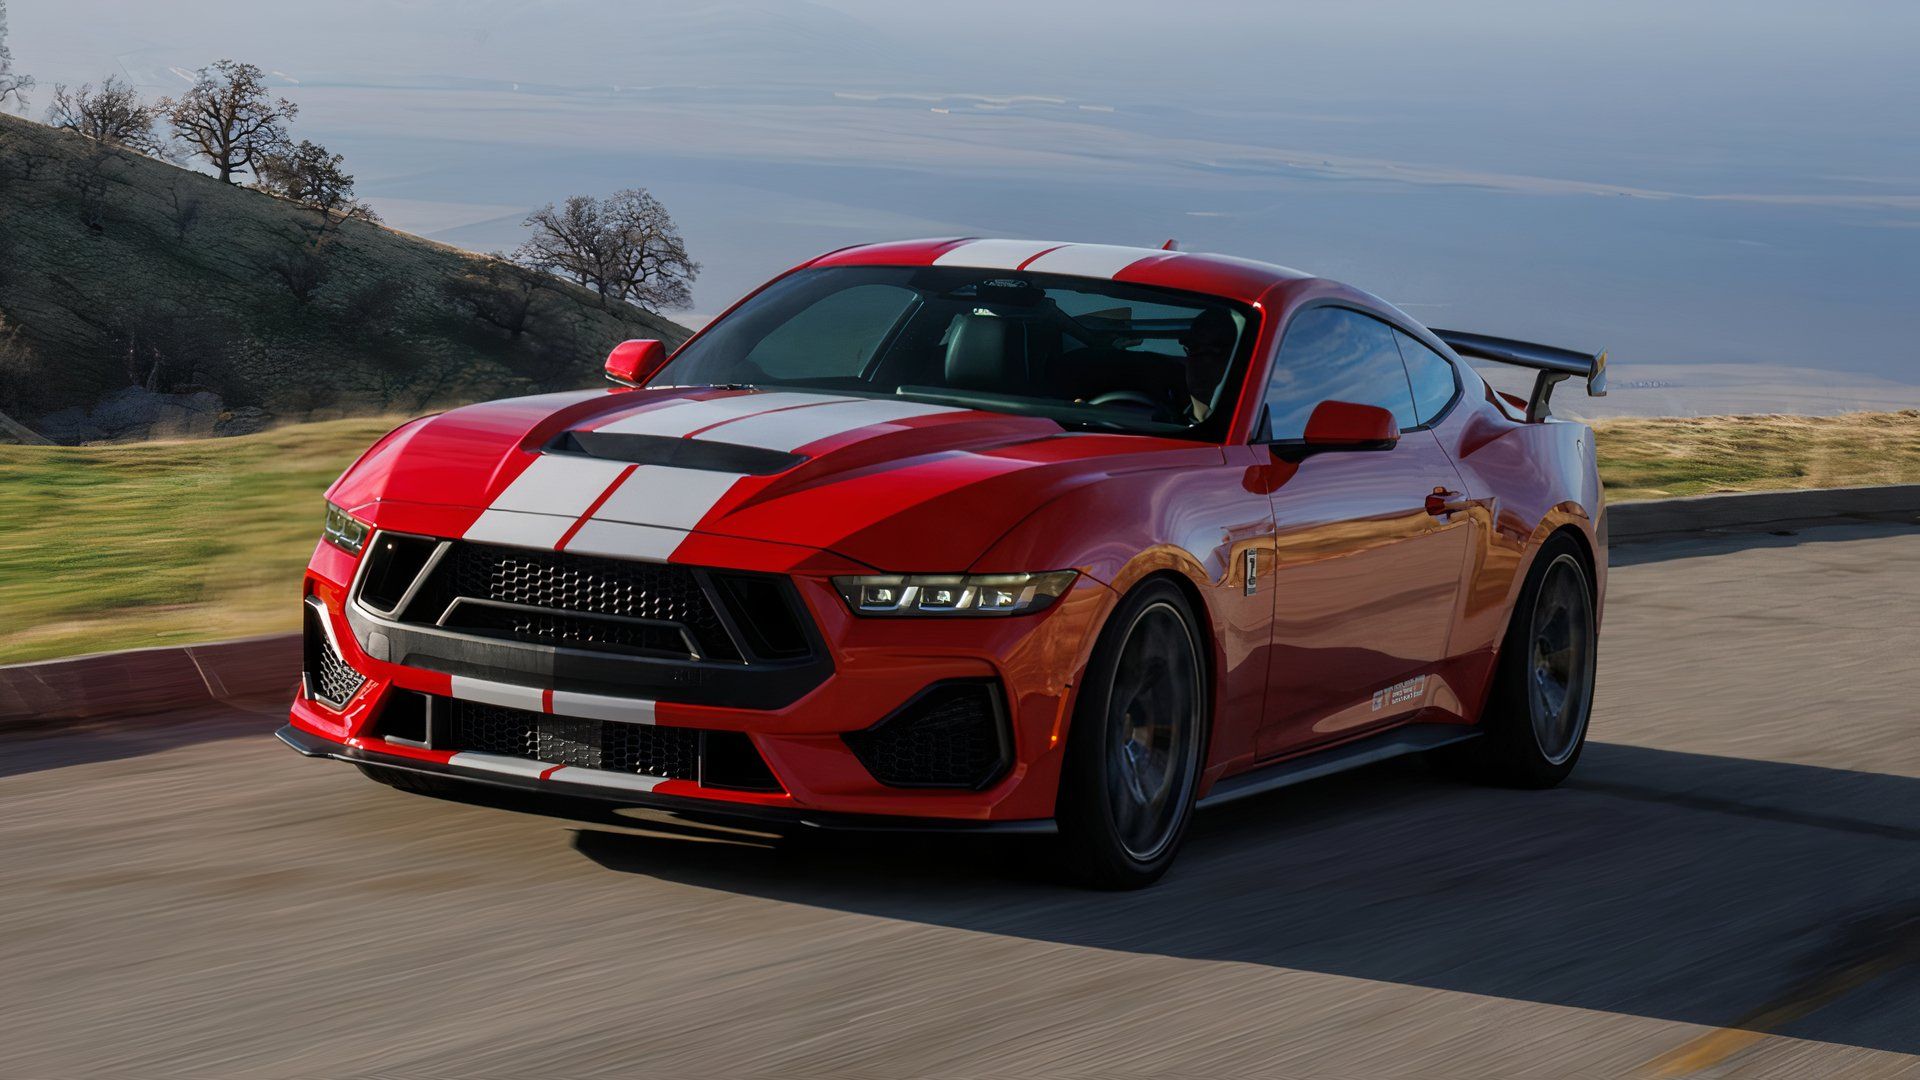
1643,952,1905,1076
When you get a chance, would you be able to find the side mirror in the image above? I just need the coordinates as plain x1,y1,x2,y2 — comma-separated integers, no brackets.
1301,399,1399,451
604,339,669,387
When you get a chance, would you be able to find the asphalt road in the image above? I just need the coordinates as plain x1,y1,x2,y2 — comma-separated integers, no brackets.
3,520,1917,1079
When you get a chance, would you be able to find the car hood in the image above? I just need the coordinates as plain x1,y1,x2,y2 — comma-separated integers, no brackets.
330,386,1204,571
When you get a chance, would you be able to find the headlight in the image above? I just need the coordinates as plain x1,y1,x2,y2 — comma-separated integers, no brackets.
321,501,371,556
832,571,1077,616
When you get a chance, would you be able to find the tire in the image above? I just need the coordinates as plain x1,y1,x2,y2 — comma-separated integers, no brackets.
356,763,458,796
1055,579,1209,889
1436,532,1598,788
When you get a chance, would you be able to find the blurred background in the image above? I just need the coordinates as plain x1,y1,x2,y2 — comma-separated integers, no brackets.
10,0,1920,413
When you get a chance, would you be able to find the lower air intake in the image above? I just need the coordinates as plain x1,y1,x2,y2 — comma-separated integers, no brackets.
439,698,782,792
844,680,1012,790
304,599,363,709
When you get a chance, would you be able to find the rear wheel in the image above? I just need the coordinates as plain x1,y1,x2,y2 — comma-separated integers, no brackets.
1055,580,1208,889
1437,533,1597,787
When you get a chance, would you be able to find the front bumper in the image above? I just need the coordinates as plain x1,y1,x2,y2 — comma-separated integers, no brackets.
277,723,1057,833
291,534,1114,825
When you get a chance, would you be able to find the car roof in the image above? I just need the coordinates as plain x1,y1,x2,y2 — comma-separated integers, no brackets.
806,238,1321,306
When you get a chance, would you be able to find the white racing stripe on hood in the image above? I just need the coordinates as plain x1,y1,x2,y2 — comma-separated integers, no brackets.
1022,243,1162,278
463,455,632,548
562,519,687,563
932,238,1063,269
550,690,657,724
595,391,855,437
693,397,961,451
449,675,545,712
590,465,748,530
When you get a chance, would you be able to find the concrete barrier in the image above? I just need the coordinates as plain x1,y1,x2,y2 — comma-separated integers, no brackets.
4,484,1917,732
1608,484,1920,541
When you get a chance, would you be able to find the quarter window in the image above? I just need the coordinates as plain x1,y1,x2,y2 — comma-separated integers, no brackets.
1263,307,1418,439
1393,329,1460,426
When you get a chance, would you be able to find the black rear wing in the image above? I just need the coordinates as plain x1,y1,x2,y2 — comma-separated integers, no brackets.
1431,329,1608,423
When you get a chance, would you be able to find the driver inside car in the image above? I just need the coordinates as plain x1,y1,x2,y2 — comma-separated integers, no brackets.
1178,307,1238,422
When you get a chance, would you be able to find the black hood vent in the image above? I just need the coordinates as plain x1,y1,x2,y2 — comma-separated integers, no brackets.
546,430,804,476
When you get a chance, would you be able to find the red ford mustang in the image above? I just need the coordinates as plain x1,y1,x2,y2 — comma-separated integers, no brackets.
283,238,1608,887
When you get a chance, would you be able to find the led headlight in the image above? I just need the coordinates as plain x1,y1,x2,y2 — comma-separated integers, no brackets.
321,501,371,556
833,571,1077,616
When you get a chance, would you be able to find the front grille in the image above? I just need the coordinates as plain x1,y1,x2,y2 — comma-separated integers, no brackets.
421,543,738,660
437,697,781,791
844,680,1012,789
359,539,816,667
304,600,363,708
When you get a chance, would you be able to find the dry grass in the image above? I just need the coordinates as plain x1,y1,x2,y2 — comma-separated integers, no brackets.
1595,410,1920,501
0,417,402,664
3,411,1916,664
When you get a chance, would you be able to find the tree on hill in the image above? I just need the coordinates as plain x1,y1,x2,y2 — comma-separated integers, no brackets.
515,188,698,309
255,139,376,222
0,0,32,109
161,60,296,183
45,78,165,155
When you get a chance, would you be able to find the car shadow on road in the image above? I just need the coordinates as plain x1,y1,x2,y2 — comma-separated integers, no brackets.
572,742,1920,1056
0,702,278,779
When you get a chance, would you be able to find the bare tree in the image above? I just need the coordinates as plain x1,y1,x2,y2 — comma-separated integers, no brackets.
45,78,165,154
0,0,32,110
515,188,697,309
255,139,376,221
161,60,296,183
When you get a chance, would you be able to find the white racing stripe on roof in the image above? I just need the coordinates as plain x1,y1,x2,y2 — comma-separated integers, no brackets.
1022,243,1165,278
449,675,546,713
549,691,657,725
448,752,552,779
590,465,748,530
931,238,1063,269
693,398,960,451
596,392,855,437
561,519,687,563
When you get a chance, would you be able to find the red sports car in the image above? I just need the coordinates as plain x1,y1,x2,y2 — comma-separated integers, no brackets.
283,238,1608,887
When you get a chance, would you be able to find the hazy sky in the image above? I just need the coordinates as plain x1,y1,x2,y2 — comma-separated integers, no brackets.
8,0,1918,392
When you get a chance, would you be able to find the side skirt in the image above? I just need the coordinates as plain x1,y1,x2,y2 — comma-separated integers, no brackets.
1197,723,1481,810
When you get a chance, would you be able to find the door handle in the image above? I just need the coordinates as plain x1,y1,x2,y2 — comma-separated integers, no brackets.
1426,488,1473,516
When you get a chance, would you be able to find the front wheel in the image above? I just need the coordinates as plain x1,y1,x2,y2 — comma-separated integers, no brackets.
1437,533,1598,787
1055,580,1208,889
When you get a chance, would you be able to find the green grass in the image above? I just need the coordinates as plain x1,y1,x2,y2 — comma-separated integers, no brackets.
0,418,401,664
3,410,1917,665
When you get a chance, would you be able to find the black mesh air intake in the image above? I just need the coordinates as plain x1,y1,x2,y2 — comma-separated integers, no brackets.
438,697,782,791
303,599,363,709
843,680,1012,789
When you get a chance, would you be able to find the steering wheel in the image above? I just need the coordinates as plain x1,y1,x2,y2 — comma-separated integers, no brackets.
1086,390,1168,416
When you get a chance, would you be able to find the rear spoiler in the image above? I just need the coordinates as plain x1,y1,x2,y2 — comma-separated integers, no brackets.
1431,329,1608,423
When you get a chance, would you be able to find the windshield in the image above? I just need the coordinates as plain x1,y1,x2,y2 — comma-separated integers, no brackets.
649,266,1259,440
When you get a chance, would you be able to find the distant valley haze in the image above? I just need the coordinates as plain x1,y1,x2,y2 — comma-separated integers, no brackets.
11,0,1919,416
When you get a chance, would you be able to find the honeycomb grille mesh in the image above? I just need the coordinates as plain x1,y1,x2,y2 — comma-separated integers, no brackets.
306,609,364,707
445,699,701,779
844,682,1009,789
393,543,736,661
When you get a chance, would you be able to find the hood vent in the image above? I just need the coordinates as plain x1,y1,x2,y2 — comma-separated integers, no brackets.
546,430,804,476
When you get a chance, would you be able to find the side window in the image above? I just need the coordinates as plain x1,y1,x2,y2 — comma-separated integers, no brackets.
745,284,916,379
1263,307,1417,439
1393,328,1460,426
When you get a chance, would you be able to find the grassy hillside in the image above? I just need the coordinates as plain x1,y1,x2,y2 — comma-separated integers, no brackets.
2,410,1916,665
0,113,688,440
